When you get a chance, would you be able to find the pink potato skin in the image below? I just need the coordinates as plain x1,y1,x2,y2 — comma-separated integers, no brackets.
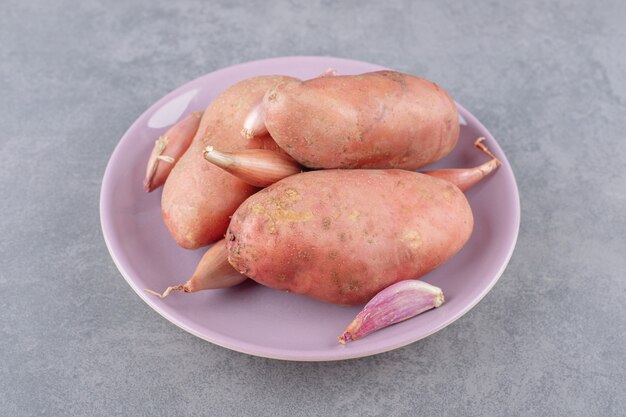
162,75,297,249
263,71,460,170
226,170,473,306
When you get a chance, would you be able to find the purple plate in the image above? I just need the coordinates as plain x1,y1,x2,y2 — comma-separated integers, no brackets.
100,56,520,361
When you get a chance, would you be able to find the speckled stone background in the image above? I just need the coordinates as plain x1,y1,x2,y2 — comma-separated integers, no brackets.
1,0,625,416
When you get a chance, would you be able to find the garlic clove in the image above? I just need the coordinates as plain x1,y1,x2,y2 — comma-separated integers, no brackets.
422,137,501,192
339,280,444,344
203,146,303,188
144,134,169,191
242,70,337,140
144,239,247,298
241,100,267,139
144,111,202,192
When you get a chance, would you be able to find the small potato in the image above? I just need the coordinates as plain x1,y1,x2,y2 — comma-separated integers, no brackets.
263,71,459,170
226,169,473,306
162,75,297,249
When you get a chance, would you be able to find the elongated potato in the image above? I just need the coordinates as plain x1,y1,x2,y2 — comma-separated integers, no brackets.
226,170,473,306
263,71,459,169
162,75,297,249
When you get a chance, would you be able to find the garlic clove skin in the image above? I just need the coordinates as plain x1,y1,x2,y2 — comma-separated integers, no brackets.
203,146,303,188
339,280,444,344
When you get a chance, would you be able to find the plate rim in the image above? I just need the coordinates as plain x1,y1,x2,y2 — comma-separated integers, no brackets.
100,55,521,361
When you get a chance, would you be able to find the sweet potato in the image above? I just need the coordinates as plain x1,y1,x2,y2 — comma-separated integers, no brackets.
262,71,459,169
226,169,473,306
161,75,297,249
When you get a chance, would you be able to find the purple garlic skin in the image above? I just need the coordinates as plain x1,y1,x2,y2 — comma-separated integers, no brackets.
339,280,444,344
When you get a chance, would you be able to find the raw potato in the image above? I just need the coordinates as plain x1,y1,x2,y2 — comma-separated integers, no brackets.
162,75,297,249
263,71,459,169
227,169,473,306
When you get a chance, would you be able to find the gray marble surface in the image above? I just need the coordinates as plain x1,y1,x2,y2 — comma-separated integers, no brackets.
2,0,625,416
